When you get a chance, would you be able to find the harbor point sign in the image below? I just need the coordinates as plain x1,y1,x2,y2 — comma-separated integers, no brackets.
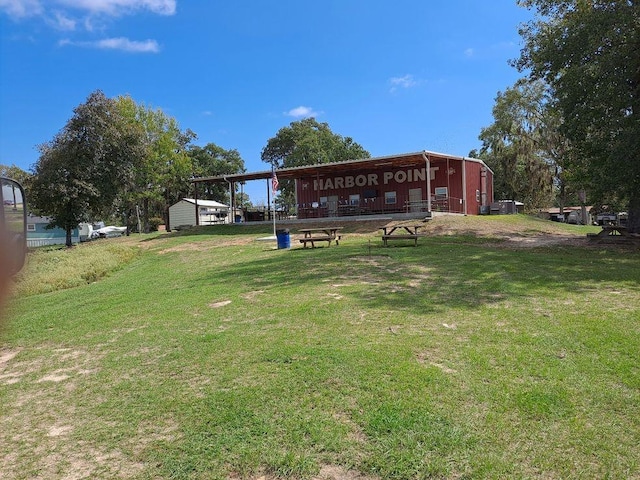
312,166,440,192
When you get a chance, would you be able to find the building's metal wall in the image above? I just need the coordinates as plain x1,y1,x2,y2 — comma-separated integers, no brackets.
169,201,196,226
295,157,488,217
463,162,494,215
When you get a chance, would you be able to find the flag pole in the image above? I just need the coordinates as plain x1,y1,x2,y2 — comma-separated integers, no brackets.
271,168,277,238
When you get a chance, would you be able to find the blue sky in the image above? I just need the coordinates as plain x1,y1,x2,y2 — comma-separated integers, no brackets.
0,0,532,205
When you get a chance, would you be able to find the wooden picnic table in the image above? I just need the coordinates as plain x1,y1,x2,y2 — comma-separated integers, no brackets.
380,224,425,246
587,225,639,243
298,227,343,248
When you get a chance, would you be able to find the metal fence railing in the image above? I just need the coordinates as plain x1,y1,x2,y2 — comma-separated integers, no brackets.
27,237,79,248
295,195,465,219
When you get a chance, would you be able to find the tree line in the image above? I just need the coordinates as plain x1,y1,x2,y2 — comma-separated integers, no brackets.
3,91,248,246
2,98,370,247
474,0,639,233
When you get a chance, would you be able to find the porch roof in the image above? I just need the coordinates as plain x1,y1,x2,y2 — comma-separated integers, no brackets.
192,150,493,184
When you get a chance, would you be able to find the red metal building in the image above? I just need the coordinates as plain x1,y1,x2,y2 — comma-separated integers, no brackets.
193,150,494,221
293,151,493,218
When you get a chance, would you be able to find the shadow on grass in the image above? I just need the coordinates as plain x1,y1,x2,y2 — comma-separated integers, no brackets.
188,239,640,315
140,224,275,242
140,219,393,243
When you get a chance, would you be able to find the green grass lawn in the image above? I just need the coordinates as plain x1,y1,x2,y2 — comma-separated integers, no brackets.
2,216,639,479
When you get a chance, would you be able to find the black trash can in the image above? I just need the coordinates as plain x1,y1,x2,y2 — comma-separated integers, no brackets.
276,229,290,249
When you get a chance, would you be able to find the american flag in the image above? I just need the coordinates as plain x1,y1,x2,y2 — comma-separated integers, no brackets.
271,171,279,195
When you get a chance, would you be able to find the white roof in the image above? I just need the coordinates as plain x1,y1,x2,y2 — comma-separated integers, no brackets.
182,198,229,208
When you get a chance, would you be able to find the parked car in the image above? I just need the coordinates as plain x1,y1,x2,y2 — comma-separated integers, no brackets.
95,226,127,238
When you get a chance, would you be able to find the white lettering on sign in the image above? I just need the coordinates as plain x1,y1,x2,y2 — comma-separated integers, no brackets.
312,167,439,191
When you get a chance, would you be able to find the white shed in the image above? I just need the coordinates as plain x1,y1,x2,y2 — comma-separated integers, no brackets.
169,198,231,228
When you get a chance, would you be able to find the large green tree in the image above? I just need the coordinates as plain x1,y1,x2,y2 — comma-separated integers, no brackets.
515,0,640,231
188,143,246,203
261,118,370,210
475,79,572,211
116,96,194,232
30,91,146,246
0,164,30,185
0,164,31,207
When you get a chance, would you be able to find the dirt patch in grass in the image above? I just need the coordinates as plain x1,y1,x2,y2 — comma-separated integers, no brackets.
158,236,254,254
241,290,266,301
411,216,592,248
209,300,232,308
0,347,21,365
314,465,379,480
234,465,379,480
0,345,149,479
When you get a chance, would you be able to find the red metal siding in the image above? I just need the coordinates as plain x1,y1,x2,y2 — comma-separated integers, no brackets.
432,158,465,214
462,161,494,214
296,165,433,216
294,157,491,217
465,161,481,215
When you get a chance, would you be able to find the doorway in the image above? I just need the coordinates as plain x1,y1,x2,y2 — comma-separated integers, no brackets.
409,188,423,212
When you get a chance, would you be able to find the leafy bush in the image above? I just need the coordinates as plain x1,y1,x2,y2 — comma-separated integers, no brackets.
148,217,164,232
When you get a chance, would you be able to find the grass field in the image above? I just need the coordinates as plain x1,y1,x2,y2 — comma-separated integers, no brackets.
2,215,639,479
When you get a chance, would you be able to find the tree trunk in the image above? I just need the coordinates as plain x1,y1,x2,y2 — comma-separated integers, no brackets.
628,191,640,234
65,226,73,248
143,197,150,234
164,206,171,232
164,191,171,232
558,182,565,215
578,190,587,225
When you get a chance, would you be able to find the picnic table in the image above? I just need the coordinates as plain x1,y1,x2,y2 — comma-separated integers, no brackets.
587,225,639,243
380,224,426,246
298,227,343,248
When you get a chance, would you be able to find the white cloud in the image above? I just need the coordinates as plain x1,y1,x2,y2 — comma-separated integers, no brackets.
55,0,175,16
1,0,175,27
286,106,320,118
0,0,43,18
389,74,419,93
97,36,159,52
51,10,76,30
3,0,174,53
464,47,474,58
60,36,160,52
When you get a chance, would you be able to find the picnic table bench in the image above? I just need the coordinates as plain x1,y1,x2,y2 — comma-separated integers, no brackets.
299,227,343,248
380,224,426,246
587,225,639,244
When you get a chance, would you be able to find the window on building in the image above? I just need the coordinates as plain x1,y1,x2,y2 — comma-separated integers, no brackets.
27,224,36,232
363,189,377,199
349,194,360,206
476,190,480,202
319,196,327,208
434,187,448,200
385,191,397,204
